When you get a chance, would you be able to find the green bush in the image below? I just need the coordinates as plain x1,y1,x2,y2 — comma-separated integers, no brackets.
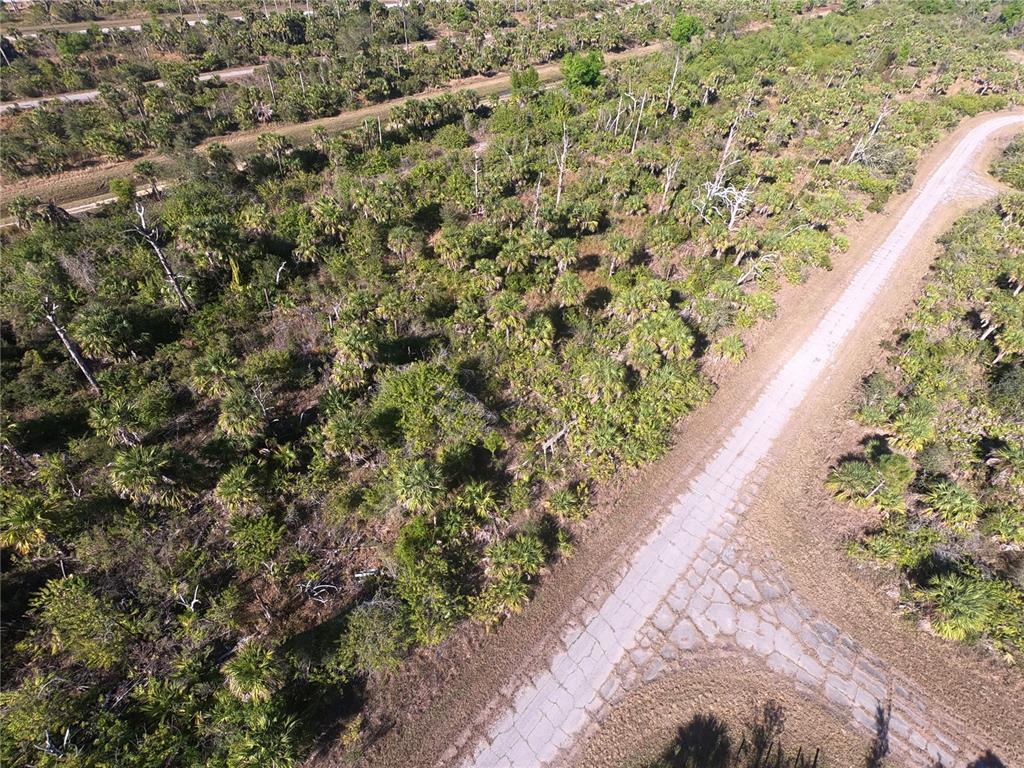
922,480,980,532
336,600,411,675
826,443,913,512
916,570,1023,649
560,51,603,91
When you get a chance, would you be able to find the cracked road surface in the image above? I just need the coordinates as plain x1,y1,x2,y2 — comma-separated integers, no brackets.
450,113,1024,768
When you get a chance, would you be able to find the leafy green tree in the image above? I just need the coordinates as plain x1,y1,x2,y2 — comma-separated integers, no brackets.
670,13,704,45
510,66,542,102
560,51,603,91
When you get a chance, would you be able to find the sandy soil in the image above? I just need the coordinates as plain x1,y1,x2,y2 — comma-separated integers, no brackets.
324,111,1024,768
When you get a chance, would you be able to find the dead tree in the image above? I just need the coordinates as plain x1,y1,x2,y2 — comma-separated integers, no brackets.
659,158,682,214
847,97,892,165
694,98,755,231
554,122,571,209
630,91,648,155
665,51,681,111
42,299,101,395
132,203,193,312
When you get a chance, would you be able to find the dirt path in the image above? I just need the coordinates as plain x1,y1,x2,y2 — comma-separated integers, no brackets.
0,42,666,216
0,63,260,112
0,6,841,218
0,4,310,36
351,112,1024,768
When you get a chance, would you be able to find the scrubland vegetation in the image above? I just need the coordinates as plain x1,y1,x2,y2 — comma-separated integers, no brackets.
828,137,1024,660
2,0,1022,765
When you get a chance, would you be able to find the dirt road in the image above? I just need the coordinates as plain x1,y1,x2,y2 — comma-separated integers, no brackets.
0,64,260,112
0,41,666,215
0,4,312,37
351,112,1024,768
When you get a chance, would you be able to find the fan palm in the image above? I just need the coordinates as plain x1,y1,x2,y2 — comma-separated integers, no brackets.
222,640,283,704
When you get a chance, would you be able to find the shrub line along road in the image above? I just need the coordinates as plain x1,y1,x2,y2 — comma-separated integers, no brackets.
0,7,836,221
0,40,668,223
389,111,1022,768
0,63,261,112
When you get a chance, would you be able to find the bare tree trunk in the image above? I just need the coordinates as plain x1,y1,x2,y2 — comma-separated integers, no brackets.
43,301,101,395
554,123,570,209
134,203,193,312
848,97,891,165
630,91,647,155
659,159,681,213
611,94,624,134
665,52,680,110
532,171,543,225
266,68,277,105
473,155,482,215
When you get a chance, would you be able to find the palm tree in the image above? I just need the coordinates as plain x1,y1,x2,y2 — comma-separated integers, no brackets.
191,350,240,398
987,442,1024,493
386,224,421,264
109,445,175,505
392,459,443,514
549,238,578,274
223,639,284,704
256,133,292,175
917,572,1003,643
311,195,346,238
923,481,980,533
0,489,49,555
218,387,266,443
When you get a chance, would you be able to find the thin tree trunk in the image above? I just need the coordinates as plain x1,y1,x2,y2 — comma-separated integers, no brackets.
533,171,543,225
135,204,192,312
665,51,680,110
659,159,680,213
44,303,101,395
555,123,569,209
630,92,647,155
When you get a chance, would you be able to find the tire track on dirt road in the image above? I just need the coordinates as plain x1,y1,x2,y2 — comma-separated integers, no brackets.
449,112,1024,768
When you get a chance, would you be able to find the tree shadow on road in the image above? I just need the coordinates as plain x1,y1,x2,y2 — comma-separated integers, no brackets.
865,702,890,768
660,712,731,768
965,752,1006,768
647,698,1009,768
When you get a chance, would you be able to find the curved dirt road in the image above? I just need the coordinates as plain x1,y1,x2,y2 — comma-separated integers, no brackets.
355,112,1024,768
